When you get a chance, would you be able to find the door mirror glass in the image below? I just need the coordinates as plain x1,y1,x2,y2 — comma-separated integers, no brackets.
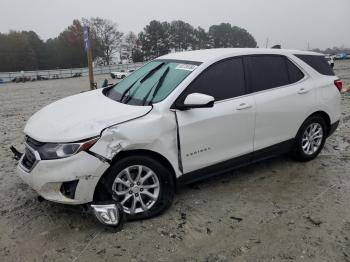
177,93,215,110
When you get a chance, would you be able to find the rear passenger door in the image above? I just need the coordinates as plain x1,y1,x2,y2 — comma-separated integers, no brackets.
245,55,315,152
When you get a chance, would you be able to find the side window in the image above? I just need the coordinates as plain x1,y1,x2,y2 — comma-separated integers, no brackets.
286,59,304,83
246,55,290,92
181,57,245,101
295,55,334,76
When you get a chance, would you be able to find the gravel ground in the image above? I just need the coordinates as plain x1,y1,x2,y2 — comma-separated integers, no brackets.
0,61,350,262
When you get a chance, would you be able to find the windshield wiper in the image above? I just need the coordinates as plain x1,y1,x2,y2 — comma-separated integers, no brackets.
119,62,165,104
142,67,170,106
119,78,140,103
140,62,165,83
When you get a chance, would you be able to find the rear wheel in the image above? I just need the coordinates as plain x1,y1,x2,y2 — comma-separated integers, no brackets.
293,115,327,161
94,155,175,220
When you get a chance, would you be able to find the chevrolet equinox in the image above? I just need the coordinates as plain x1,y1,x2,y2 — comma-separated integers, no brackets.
17,48,341,220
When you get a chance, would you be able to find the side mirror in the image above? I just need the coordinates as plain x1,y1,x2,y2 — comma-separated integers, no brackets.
177,93,215,110
100,79,109,88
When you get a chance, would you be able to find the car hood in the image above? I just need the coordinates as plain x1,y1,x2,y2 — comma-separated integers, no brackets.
24,89,152,143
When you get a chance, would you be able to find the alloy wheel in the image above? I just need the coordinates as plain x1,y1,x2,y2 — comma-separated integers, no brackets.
301,123,324,155
112,165,160,214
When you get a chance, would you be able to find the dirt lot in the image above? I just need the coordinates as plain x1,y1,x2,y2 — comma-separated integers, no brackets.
0,61,350,262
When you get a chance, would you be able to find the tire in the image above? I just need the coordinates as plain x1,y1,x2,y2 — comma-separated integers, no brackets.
292,115,327,162
94,155,175,221
121,75,126,79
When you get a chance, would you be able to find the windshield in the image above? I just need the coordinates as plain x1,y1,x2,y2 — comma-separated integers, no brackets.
105,60,200,106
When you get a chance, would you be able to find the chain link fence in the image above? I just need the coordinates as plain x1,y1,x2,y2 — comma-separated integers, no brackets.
0,62,145,84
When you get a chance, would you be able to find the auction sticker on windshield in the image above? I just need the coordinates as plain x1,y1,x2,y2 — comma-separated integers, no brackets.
175,64,198,71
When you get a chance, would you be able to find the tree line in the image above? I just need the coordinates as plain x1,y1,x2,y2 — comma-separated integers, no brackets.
312,47,350,55
0,18,257,72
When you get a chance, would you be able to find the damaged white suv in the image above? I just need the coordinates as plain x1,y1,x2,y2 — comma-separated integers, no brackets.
17,48,341,220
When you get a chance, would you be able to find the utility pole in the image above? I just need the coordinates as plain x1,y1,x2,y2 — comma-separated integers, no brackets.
265,37,269,48
83,26,95,90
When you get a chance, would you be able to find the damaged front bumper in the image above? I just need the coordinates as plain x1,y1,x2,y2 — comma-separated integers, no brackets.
16,150,109,204
14,145,125,227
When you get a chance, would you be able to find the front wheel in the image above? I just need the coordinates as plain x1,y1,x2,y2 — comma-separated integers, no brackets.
94,155,175,220
293,115,327,162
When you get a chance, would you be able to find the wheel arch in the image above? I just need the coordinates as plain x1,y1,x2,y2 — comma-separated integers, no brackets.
306,111,331,136
93,149,177,201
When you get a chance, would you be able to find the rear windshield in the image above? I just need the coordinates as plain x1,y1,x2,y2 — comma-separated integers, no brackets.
295,54,334,76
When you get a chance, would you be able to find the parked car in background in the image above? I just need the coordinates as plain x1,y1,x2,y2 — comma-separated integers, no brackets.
16,48,341,222
12,76,32,83
110,69,135,79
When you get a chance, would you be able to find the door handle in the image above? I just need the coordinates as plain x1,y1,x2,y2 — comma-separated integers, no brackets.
298,88,309,94
236,103,252,110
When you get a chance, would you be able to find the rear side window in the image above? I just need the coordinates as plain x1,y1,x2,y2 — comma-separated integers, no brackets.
245,55,290,92
181,57,245,101
295,55,334,76
286,59,304,83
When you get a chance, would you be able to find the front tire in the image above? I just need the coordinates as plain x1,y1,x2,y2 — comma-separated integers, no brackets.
94,155,175,220
293,115,327,162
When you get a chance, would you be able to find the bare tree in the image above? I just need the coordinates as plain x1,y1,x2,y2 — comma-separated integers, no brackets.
123,31,138,61
125,32,138,51
82,17,123,65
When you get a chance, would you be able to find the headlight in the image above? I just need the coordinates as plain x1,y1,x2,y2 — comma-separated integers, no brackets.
38,137,99,160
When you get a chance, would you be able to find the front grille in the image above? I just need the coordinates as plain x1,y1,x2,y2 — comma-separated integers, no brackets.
20,136,44,171
21,147,37,171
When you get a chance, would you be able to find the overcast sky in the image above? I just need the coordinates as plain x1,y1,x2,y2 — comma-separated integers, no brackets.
1,0,349,50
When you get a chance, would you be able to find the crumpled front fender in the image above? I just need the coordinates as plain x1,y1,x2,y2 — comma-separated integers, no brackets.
89,109,181,177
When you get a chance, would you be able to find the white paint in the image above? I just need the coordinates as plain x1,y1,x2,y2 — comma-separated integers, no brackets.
183,93,214,106
24,89,152,142
90,106,179,177
177,95,255,173
158,48,322,64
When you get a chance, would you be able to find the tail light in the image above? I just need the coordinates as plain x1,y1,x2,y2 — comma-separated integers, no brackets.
334,79,342,92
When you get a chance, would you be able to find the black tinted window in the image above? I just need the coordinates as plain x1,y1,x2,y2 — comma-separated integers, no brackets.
246,55,290,92
181,58,245,101
295,55,334,75
286,59,304,83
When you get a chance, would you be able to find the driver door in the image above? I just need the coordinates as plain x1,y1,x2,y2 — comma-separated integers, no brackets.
175,57,255,174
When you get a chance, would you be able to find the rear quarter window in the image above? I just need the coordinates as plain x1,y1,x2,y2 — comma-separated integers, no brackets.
286,59,304,83
295,54,334,76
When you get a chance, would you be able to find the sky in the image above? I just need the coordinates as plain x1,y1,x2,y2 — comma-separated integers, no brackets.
1,0,349,50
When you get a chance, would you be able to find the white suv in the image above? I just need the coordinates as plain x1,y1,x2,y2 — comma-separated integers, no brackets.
17,48,341,220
